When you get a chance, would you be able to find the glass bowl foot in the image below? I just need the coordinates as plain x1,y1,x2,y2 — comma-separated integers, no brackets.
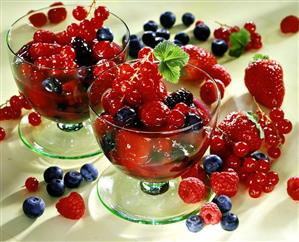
18,114,101,159
97,166,207,224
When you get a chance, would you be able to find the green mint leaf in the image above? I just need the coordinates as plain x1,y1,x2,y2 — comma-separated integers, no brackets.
158,61,180,84
253,53,269,60
228,28,250,58
153,40,189,83
246,111,265,139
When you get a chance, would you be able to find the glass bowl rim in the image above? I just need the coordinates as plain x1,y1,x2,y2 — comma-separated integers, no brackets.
6,4,130,71
88,59,221,135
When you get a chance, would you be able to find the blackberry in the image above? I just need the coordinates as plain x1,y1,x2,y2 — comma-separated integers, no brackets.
164,88,194,108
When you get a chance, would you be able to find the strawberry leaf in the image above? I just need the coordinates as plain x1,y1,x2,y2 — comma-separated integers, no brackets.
153,40,189,83
228,28,250,57
253,53,269,60
246,111,265,139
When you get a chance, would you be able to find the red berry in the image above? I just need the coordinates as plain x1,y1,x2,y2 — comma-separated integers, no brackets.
280,15,299,33
230,25,240,33
56,31,71,45
48,2,67,24
10,107,22,119
9,95,23,110
200,202,222,225
178,177,206,204
0,127,6,141
25,177,39,192
33,30,56,43
266,171,279,185
28,112,41,126
269,107,284,121
243,157,257,173
90,17,103,29
267,146,281,159
56,192,85,220
60,46,76,60
195,20,204,26
287,176,299,201
226,155,241,170
200,80,218,105
213,27,230,42
210,171,239,197
102,90,123,116
265,134,279,147
181,163,207,182
248,184,262,198
72,5,87,21
94,6,109,21
174,102,189,115
276,119,292,134
167,110,185,129
28,11,47,27
244,21,256,33
138,47,155,61
210,135,225,152
140,101,170,128
257,159,271,173
233,141,249,157
125,89,142,107
19,95,32,110
263,183,275,193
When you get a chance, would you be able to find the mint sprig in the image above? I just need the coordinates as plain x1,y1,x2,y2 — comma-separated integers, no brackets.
228,28,250,57
153,40,189,83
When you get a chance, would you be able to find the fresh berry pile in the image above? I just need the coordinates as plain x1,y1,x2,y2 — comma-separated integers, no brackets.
22,163,98,219
13,3,126,124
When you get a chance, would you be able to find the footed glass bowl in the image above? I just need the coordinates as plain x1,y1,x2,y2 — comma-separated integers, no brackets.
88,59,221,224
6,4,130,159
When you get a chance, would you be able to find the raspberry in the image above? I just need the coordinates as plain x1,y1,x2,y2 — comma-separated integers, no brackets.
56,192,85,220
181,163,207,182
287,176,299,201
178,177,206,204
167,109,185,129
210,171,239,197
280,15,299,33
33,30,56,43
199,202,222,225
28,11,47,28
140,101,170,128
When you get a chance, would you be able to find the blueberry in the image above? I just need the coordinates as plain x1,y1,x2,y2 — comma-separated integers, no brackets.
80,163,98,182
251,151,269,161
16,43,33,63
46,179,65,197
156,28,170,40
114,106,137,127
212,195,232,213
203,154,223,174
143,20,158,32
174,32,190,45
186,215,204,233
142,31,156,48
193,23,211,41
185,113,204,130
101,132,116,154
64,171,83,188
42,77,62,94
43,166,63,183
211,39,228,57
221,213,239,231
23,196,45,218
128,36,144,58
173,39,182,46
71,37,92,66
182,12,195,27
154,37,165,47
160,11,176,28
96,27,114,42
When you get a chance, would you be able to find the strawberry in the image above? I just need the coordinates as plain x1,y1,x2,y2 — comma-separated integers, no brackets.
206,64,231,87
181,45,217,82
244,56,285,108
56,192,85,220
218,111,263,152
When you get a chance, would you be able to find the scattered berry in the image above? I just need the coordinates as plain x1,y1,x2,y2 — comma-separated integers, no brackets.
210,171,239,197
212,195,232,213
143,20,158,32
160,11,176,28
186,215,204,233
174,32,190,45
182,12,195,27
200,202,222,225
211,39,228,57
280,15,299,33
221,212,239,231
56,192,85,219
25,177,39,192
23,196,45,218
178,177,206,203
80,163,98,182
156,28,170,40
43,166,63,183
46,179,65,197
203,154,223,174
193,23,210,41
64,171,83,188
28,112,41,126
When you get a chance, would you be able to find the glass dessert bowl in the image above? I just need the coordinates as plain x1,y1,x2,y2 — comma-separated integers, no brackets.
6,4,130,159
88,53,221,224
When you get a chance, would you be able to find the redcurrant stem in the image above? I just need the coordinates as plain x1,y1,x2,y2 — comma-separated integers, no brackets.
215,21,232,28
88,0,97,18
253,97,271,123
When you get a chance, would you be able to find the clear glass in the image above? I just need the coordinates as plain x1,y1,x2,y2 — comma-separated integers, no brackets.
88,60,221,224
6,4,130,159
